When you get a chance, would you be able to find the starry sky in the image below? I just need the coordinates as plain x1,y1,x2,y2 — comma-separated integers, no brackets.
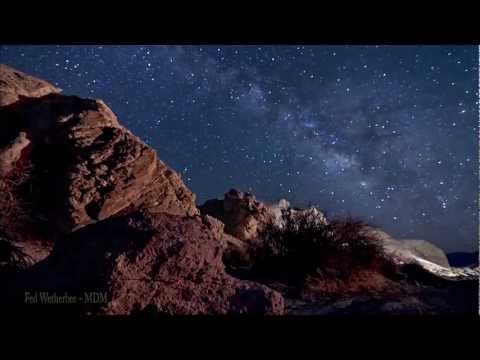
1,45,478,253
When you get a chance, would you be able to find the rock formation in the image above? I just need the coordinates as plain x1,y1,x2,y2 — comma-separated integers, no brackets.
199,189,474,280
0,64,476,316
0,64,61,106
361,227,479,281
200,188,327,243
200,189,273,242
0,64,284,315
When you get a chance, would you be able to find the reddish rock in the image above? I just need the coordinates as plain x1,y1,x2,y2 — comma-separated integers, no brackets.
200,189,275,242
200,189,327,244
0,64,61,106
2,211,283,315
0,65,198,234
104,213,283,315
0,64,284,315
199,189,328,267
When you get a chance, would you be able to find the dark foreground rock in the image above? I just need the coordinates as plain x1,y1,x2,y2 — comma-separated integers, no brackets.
2,212,283,315
285,279,478,315
0,64,284,315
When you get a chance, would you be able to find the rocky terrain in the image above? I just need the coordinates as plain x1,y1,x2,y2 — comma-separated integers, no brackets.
0,64,478,316
0,64,282,315
200,190,478,315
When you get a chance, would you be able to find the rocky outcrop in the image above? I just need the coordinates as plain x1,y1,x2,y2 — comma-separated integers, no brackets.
0,64,474,316
0,64,284,315
4,211,283,315
200,189,327,243
0,64,61,106
1,91,198,233
200,189,329,268
105,213,283,315
362,227,446,265
0,131,31,176
398,239,450,268
361,227,479,282
200,189,273,242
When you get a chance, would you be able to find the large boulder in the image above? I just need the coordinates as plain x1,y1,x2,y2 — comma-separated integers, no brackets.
1,91,199,232
105,213,283,315
3,211,283,315
200,189,273,242
0,64,284,315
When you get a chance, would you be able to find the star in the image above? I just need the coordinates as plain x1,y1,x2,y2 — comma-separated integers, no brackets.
0,44,475,253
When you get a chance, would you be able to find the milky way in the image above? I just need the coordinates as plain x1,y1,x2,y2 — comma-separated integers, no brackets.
1,45,478,252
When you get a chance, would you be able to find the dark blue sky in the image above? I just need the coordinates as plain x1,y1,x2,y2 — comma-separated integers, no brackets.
1,45,478,252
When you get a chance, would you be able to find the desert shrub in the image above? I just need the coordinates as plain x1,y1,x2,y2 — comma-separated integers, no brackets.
0,159,34,240
0,231,32,270
248,211,388,286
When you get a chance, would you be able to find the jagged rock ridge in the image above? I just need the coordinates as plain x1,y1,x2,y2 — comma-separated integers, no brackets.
199,188,327,243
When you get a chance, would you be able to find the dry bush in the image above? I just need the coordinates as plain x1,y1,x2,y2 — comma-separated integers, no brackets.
0,160,34,240
0,231,33,270
246,211,391,287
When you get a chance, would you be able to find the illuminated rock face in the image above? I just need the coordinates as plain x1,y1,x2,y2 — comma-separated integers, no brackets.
0,64,61,106
200,188,327,243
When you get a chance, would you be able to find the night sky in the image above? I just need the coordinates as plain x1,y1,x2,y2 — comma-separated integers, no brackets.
1,45,478,253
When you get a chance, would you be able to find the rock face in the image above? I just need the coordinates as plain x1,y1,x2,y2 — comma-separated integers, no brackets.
200,189,327,243
1,91,199,232
0,131,31,176
361,227,480,282
5,211,282,315
200,189,328,267
200,189,273,242
0,64,284,315
0,64,61,106
399,239,450,268
362,227,448,266
104,213,283,315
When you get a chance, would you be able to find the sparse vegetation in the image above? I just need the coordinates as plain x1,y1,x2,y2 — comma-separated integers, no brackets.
0,157,34,240
243,210,392,288
0,161,35,271
0,231,32,270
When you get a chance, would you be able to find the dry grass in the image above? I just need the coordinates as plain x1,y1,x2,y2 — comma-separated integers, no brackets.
244,211,394,289
0,159,34,241
0,232,33,270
